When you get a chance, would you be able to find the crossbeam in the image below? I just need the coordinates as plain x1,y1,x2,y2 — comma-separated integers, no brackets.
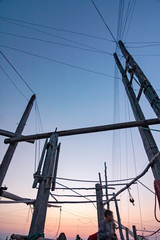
0,129,34,143
4,118,160,143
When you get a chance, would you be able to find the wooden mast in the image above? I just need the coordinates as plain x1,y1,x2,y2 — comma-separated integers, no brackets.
119,40,160,119
0,94,36,188
114,53,160,182
29,133,58,235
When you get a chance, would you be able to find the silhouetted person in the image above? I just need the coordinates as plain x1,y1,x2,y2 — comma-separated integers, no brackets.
98,210,117,240
57,233,67,240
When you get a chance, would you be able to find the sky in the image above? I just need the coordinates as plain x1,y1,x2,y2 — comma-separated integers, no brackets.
0,0,160,239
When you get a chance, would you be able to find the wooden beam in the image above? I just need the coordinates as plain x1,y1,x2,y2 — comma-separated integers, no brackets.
55,186,115,190
104,162,110,209
114,53,160,181
104,152,160,205
113,193,125,240
0,94,36,188
52,143,61,191
0,129,34,143
0,200,119,204
119,40,160,120
0,190,32,202
4,118,160,143
132,225,138,240
96,183,104,228
29,133,58,235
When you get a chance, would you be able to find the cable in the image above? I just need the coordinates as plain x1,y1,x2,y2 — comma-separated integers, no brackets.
0,50,34,94
0,16,114,42
125,41,160,44
126,43,160,48
137,180,155,194
56,182,97,209
90,0,118,45
53,207,62,238
121,1,131,39
56,176,134,183
0,64,28,101
0,18,108,52
0,44,118,79
35,100,44,132
127,100,143,230
0,31,112,55
132,54,160,57
124,0,136,41
141,228,160,237
142,127,160,133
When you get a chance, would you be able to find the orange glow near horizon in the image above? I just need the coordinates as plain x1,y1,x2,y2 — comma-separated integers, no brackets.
1,199,160,240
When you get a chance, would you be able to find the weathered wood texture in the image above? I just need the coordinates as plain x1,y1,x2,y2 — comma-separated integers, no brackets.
114,53,160,181
96,183,104,229
4,118,160,144
119,40,160,119
113,193,125,240
29,133,58,235
0,94,36,188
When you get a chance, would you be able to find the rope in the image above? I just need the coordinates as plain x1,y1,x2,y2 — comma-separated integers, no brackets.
56,182,97,209
154,180,160,222
0,50,35,94
56,176,134,183
90,0,118,45
27,233,44,240
53,207,62,238
0,64,28,101
0,44,116,79
0,16,113,42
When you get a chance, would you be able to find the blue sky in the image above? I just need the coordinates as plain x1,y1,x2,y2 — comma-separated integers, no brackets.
1,0,160,239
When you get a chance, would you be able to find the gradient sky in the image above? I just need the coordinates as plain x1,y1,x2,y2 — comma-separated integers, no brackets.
1,0,160,239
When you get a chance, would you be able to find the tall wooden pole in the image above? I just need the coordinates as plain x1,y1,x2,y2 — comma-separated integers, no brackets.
132,225,138,240
119,40,160,119
104,162,110,209
95,183,104,228
29,133,58,235
125,228,129,240
114,53,160,182
113,193,125,240
0,94,36,188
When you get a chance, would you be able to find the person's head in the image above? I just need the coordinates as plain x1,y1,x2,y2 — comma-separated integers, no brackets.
104,209,113,222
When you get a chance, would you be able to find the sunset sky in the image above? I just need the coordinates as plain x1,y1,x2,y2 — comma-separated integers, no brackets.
1,0,160,239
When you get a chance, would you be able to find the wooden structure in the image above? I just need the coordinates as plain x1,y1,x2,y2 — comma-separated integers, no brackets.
0,41,160,239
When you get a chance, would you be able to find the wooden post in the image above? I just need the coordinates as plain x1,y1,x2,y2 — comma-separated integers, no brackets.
33,139,48,188
114,53,160,182
95,183,104,229
29,133,58,235
0,94,36,188
132,225,137,240
119,40,160,120
125,228,129,240
113,193,125,240
52,142,61,191
98,172,102,185
104,162,110,209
